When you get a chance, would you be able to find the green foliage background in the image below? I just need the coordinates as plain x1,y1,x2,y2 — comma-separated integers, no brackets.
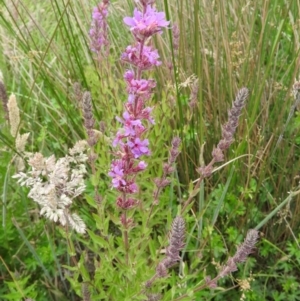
1,0,300,300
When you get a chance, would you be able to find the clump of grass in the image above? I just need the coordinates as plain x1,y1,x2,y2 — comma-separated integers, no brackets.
1,0,300,300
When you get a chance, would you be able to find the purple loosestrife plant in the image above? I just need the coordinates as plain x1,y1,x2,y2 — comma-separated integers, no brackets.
204,229,260,289
198,87,249,177
146,216,185,288
89,0,109,58
108,1,169,227
181,87,250,213
172,229,259,301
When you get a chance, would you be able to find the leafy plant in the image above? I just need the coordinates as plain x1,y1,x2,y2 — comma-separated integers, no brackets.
1,0,300,300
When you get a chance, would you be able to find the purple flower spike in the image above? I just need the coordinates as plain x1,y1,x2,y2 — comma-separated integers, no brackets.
89,1,110,55
108,1,169,213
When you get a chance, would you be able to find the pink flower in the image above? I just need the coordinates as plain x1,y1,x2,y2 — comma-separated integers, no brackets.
137,160,147,170
123,5,169,39
112,131,124,147
140,107,155,124
108,162,126,189
113,112,146,147
118,112,144,136
124,70,135,82
127,78,156,96
127,137,150,158
127,94,135,104
121,44,161,69
123,181,138,193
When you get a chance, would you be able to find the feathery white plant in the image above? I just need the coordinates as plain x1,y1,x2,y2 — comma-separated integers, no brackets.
13,140,89,234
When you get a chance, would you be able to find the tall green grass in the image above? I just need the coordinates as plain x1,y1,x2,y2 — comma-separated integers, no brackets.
1,0,300,300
